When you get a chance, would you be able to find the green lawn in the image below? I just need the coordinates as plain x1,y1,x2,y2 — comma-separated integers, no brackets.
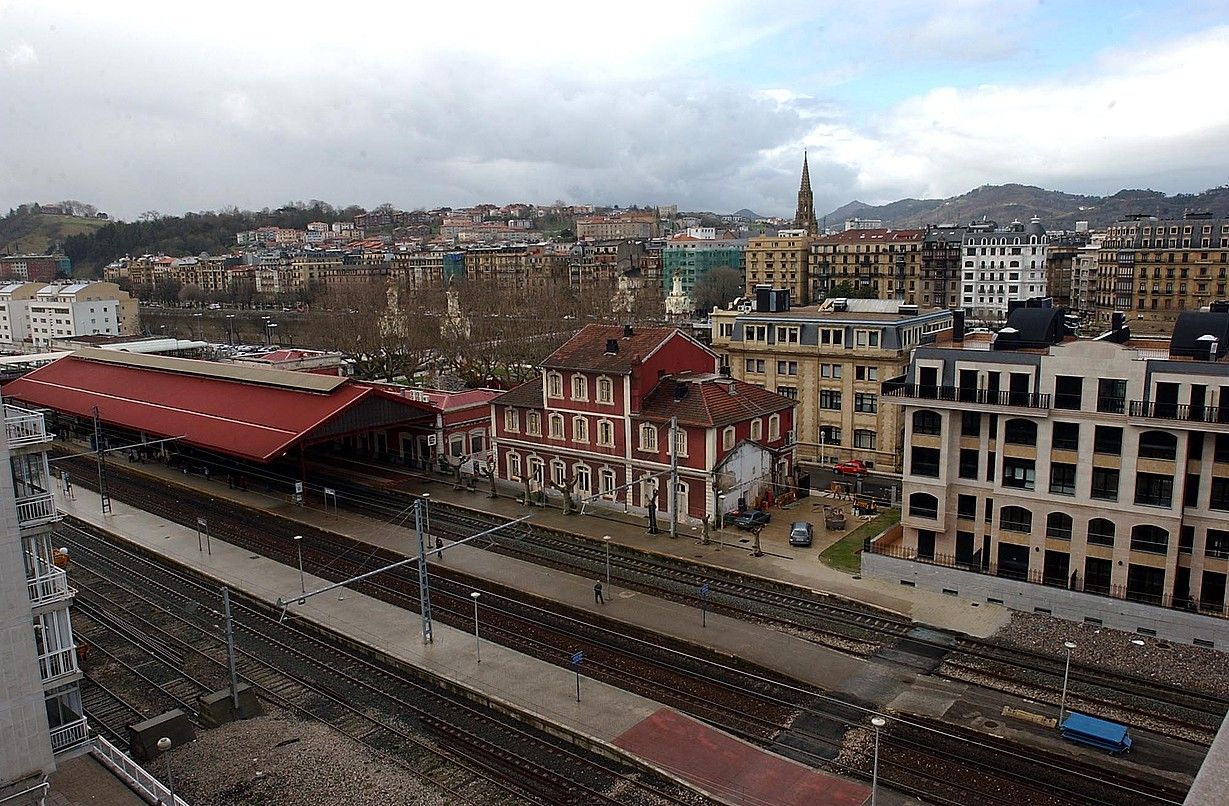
819,507,901,574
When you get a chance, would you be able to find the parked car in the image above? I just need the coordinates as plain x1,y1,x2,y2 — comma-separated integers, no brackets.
788,521,814,547
734,510,770,530
833,459,868,477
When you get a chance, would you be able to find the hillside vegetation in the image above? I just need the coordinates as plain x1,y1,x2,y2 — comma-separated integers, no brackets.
0,211,108,259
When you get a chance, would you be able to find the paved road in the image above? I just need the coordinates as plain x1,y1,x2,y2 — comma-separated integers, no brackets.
801,465,900,505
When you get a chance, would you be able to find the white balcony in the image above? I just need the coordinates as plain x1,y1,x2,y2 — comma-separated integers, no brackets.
16,492,60,529
26,553,73,608
4,405,51,448
38,645,79,685
49,716,90,753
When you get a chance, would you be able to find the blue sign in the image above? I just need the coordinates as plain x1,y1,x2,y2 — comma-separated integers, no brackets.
699,583,711,597
570,651,584,666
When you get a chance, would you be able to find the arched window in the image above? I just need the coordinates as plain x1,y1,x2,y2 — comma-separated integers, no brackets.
574,464,591,495
723,426,736,450
1088,518,1115,546
546,371,563,398
506,452,521,480
912,410,941,436
572,416,589,443
548,413,564,439
1000,505,1032,533
769,414,781,440
750,418,762,441
550,459,566,486
639,423,657,452
1004,418,1037,445
909,492,938,519
1131,525,1169,554
597,419,614,447
1138,430,1177,460
1046,512,1073,540
599,468,616,498
596,376,614,404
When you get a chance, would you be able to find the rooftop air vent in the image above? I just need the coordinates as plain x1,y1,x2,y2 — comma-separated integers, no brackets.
623,324,634,338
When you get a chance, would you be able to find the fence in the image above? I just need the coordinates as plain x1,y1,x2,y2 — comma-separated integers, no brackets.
866,541,1229,618
92,734,190,806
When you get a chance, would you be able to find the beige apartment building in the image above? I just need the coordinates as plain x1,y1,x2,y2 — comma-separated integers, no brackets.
710,296,953,472
744,231,813,304
575,215,659,240
882,306,1229,621
811,229,925,302
1096,213,1229,333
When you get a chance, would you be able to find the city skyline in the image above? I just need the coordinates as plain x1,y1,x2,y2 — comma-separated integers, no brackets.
1,1,1227,220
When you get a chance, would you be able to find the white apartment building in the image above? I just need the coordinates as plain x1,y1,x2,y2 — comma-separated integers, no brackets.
0,396,85,803
1073,238,1102,314
24,283,138,347
961,218,1048,324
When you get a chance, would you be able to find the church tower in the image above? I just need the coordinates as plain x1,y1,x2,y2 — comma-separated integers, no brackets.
793,151,819,235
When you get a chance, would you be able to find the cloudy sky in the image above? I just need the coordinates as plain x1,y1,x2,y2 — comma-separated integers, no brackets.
2,0,1228,220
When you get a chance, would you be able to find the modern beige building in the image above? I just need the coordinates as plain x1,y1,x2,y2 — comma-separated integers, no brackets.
882,306,1229,620
710,296,953,472
1096,213,1229,333
744,231,812,304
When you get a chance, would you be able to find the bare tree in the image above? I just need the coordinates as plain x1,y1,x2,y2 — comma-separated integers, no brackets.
549,474,580,515
693,266,744,313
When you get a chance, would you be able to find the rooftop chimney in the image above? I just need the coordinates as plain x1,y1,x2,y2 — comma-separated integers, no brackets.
605,338,619,355
623,324,634,338
719,364,731,378
952,310,965,343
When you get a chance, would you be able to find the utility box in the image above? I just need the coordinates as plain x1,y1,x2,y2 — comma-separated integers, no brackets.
198,683,261,727
128,709,194,761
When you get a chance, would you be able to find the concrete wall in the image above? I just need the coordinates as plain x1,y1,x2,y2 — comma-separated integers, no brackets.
0,398,55,794
863,551,1229,648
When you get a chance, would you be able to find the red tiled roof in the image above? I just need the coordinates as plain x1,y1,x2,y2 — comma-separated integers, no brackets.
4,353,432,462
638,373,795,427
492,376,543,408
541,325,682,374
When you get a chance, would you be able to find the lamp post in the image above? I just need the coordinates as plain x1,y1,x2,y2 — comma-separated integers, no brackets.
156,736,175,805
293,535,305,603
716,493,725,551
602,535,612,590
423,492,438,553
225,314,235,345
191,312,202,340
870,716,886,806
266,321,278,346
470,591,481,663
1058,640,1077,723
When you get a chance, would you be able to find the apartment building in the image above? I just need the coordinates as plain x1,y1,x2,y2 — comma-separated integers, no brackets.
575,214,659,240
919,226,965,309
1072,238,1101,314
744,231,812,304
710,294,953,472
22,283,139,346
1096,213,1229,333
661,236,746,300
811,228,925,302
961,218,1048,324
0,255,69,284
0,397,85,803
881,306,1229,621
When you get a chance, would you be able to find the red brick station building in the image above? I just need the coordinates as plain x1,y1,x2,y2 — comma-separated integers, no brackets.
491,325,798,524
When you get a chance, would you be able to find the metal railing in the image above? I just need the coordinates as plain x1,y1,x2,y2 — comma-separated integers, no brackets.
15,492,60,528
37,645,79,684
26,553,73,608
4,406,50,447
867,541,1229,617
1129,400,1229,424
92,734,190,806
49,717,90,752
881,381,1051,409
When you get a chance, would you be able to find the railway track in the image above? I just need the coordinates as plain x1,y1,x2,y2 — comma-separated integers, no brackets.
56,453,1194,804
62,521,707,806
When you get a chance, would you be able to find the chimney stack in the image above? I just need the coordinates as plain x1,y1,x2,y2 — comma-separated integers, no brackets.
623,324,634,338
952,310,965,343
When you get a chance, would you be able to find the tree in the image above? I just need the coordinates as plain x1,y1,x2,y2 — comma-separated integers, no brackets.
693,266,744,312
822,281,878,300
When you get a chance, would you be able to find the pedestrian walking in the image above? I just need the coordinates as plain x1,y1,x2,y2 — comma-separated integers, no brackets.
594,581,605,605
203,466,210,483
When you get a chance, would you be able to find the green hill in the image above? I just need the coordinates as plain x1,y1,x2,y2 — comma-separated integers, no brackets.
0,212,108,260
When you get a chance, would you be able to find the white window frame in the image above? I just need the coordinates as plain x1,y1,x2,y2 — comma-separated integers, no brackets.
574,464,592,495
750,418,762,441
547,371,563,398
597,419,615,447
504,408,519,432
573,416,589,443
597,376,614,404
508,452,521,481
548,413,564,439
723,426,735,450
571,373,588,401
526,411,542,436
600,468,617,499
769,413,781,441
639,423,658,452
550,459,566,486
673,428,688,457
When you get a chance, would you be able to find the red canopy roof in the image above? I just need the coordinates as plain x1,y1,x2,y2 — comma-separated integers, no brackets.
4,350,432,462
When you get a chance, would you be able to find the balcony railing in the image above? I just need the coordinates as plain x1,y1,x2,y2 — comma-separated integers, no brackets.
37,645,79,684
26,553,73,608
49,716,89,753
882,380,1051,409
4,405,51,448
1129,400,1229,423
16,492,60,529
92,734,191,805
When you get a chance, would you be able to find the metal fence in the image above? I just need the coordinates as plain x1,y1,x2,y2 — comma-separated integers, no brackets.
92,734,190,806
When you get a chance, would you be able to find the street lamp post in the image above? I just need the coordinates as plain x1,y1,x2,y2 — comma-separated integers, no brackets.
156,736,175,805
470,591,481,663
293,535,305,603
716,493,725,551
192,312,202,340
266,321,278,346
870,716,886,806
226,314,235,345
602,535,611,590
1058,640,1077,723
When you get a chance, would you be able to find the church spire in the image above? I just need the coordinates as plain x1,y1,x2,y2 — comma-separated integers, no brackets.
793,151,818,236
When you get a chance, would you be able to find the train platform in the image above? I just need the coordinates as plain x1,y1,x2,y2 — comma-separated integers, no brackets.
56,460,1207,793
56,483,885,805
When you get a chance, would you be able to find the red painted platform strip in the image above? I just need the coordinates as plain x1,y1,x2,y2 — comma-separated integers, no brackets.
613,708,869,806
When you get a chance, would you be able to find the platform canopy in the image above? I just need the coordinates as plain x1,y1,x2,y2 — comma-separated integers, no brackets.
3,348,435,462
